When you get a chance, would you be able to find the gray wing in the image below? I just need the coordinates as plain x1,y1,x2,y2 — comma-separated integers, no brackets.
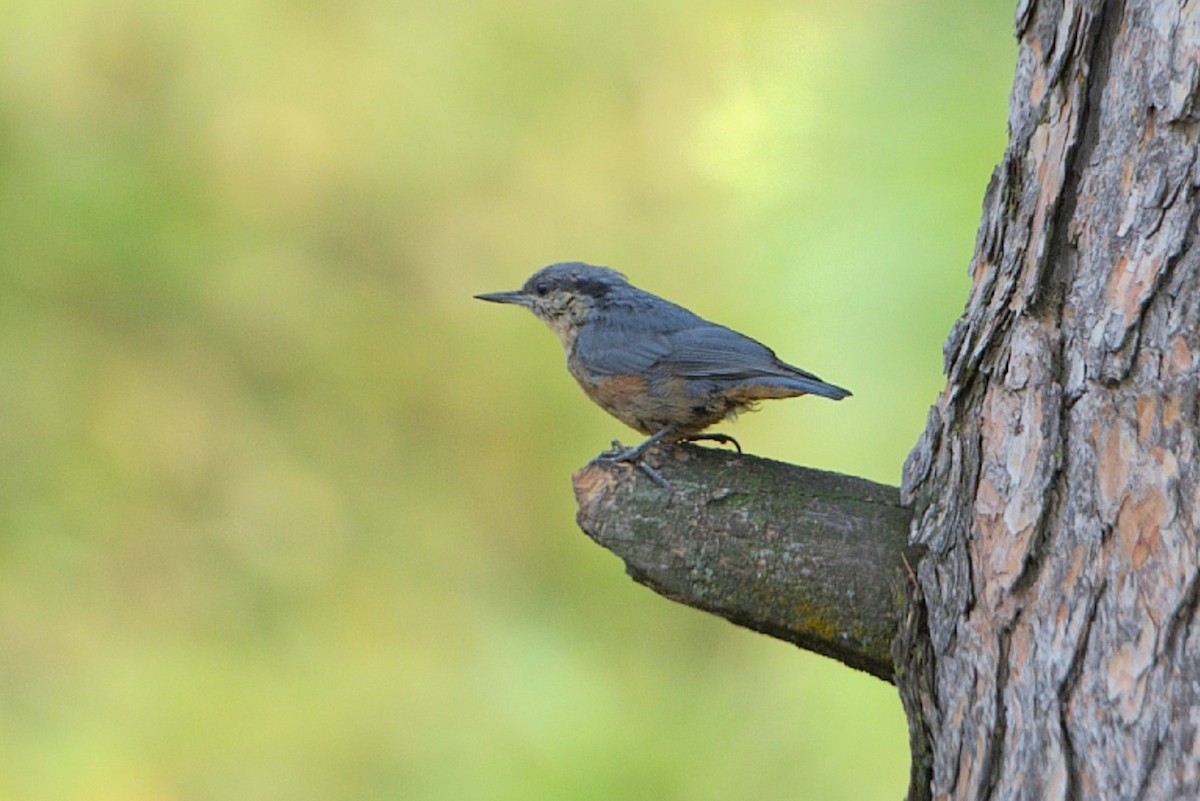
572,297,705,376
660,323,804,380
663,324,849,398
575,308,849,399
576,313,794,380
573,319,674,376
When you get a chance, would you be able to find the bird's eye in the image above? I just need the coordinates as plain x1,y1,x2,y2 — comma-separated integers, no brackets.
534,282,550,296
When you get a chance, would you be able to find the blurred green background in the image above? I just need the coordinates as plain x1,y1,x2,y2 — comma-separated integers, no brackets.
0,1,1014,799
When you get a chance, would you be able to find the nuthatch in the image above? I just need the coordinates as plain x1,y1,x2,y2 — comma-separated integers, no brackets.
476,262,850,480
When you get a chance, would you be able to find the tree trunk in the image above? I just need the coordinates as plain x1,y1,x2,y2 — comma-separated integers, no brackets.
899,0,1200,799
567,1,1200,797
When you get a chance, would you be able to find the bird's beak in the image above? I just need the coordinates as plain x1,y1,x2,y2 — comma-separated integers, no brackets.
474,290,532,307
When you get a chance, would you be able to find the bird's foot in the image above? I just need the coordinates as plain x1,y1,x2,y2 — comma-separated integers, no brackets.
599,427,673,463
633,460,672,490
596,431,674,490
600,439,634,460
679,432,742,453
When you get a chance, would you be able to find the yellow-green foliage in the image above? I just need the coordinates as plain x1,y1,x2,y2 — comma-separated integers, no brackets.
0,1,1012,799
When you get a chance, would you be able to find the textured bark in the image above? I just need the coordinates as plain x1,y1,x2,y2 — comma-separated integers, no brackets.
563,2,1199,797
900,1,1200,799
573,444,914,682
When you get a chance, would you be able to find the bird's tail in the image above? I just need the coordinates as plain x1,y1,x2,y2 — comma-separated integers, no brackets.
738,373,852,401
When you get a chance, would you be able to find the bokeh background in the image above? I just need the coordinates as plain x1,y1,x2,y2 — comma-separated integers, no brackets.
0,1,1015,799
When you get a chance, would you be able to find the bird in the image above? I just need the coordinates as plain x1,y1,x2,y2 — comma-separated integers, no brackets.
475,262,850,481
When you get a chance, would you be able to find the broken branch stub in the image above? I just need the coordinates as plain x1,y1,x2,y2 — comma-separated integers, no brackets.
573,444,916,682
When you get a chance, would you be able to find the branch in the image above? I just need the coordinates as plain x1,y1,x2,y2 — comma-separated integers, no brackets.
573,444,916,682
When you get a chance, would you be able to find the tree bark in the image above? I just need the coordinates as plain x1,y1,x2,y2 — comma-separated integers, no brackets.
899,1,1200,799
567,1,1200,798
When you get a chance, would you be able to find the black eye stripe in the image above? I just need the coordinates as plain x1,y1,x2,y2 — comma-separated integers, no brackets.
574,279,612,297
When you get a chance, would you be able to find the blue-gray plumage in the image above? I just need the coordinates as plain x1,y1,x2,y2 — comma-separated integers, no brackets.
475,262,850,464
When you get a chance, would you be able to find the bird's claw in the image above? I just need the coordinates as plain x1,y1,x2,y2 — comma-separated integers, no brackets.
680,432,742,453
634,460,672,490
600,439,631,460
596,439,672,490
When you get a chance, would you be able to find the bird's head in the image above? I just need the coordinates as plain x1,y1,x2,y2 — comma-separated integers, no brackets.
475,262,629,341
